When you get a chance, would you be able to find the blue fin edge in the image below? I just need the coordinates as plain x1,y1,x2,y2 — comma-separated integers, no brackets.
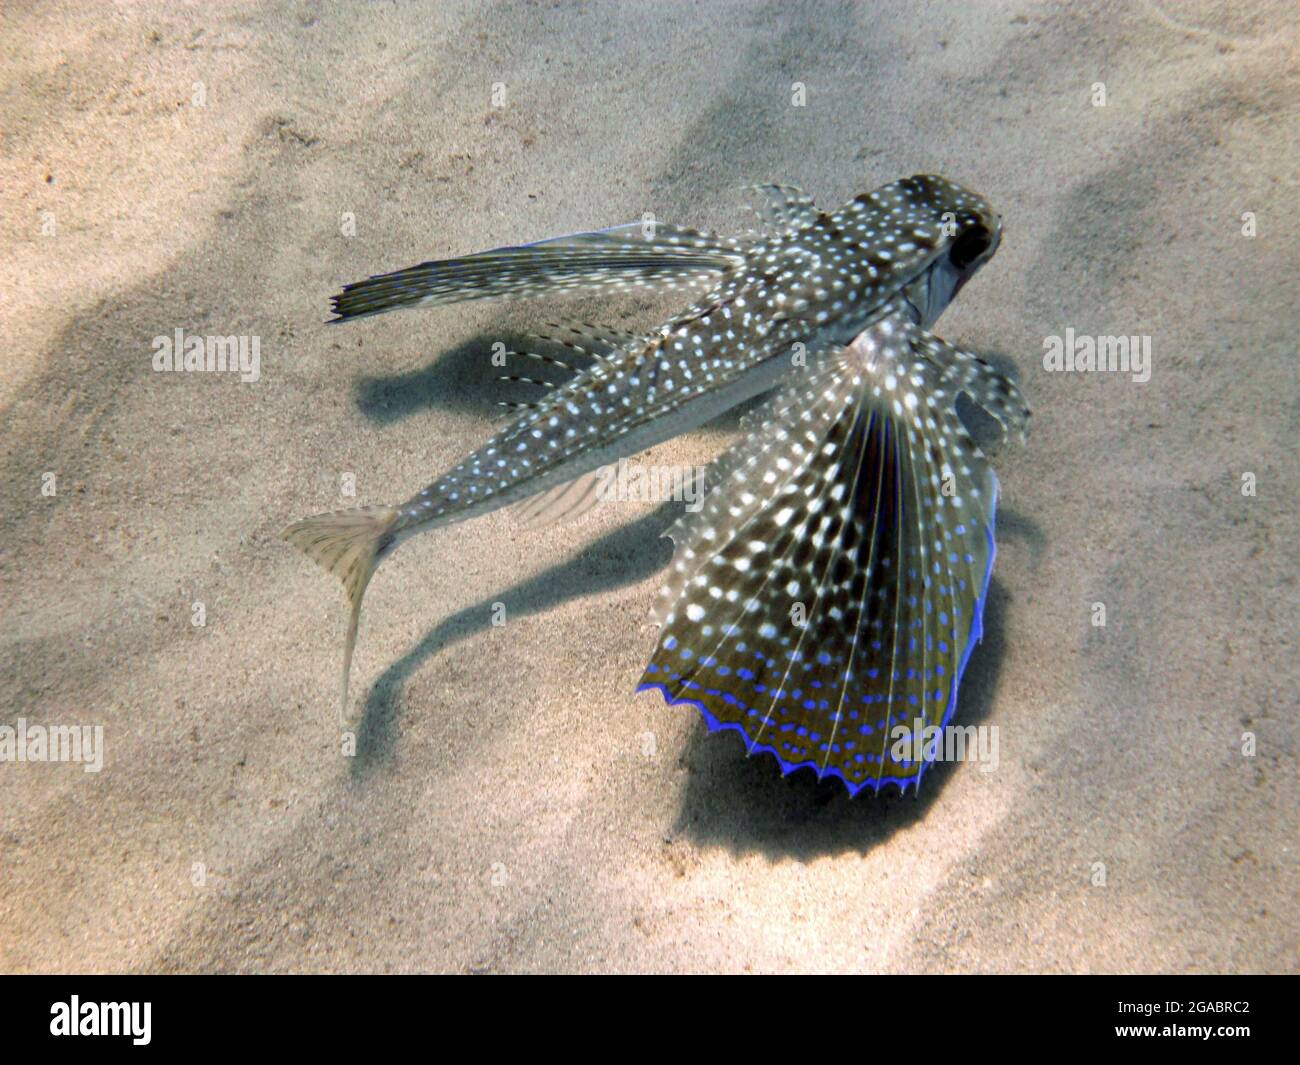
636,476,999,798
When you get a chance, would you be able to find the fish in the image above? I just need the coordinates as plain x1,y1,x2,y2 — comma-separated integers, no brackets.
283,175,1026,763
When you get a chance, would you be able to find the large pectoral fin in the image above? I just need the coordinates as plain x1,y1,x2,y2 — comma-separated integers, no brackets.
639,317,1025,794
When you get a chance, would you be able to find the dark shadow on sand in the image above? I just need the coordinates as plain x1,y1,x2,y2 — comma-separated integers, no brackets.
352,322,559,423
350,502,677,775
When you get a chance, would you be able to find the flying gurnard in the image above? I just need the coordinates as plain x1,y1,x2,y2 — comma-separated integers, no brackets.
284,175,1029,794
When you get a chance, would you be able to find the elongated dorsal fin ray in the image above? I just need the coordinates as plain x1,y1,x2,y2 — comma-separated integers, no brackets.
527,321,645,361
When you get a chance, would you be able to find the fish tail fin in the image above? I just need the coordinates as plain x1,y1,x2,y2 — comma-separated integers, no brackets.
281,504,402,721
329,224,744,321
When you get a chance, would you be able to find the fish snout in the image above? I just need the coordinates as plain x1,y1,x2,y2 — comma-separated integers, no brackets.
948,210,1000,272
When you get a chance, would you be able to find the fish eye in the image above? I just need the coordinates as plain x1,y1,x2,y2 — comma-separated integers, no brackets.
949,222,994,271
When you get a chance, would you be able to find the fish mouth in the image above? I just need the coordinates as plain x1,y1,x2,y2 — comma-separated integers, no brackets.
929,217,1003,321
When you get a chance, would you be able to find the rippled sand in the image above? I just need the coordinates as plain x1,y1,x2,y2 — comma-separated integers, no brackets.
1,0,1295,973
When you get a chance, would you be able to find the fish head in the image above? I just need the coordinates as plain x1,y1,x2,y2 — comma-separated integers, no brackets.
899,175,1002,327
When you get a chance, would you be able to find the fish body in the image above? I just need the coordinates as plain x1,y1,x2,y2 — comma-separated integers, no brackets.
337,176,1001,538
285,175,1026,791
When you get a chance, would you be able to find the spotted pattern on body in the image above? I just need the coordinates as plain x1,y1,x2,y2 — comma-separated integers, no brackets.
389,176,1000,536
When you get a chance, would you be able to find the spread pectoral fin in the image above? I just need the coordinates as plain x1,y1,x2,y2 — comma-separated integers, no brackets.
639,316,1022,794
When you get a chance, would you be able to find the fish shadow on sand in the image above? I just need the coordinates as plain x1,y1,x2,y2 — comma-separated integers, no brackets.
352,327,751,432
352,327,545,423
670,506,1038,860
351,502,678,775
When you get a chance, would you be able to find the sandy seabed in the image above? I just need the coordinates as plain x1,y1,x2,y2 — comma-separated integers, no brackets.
1,0,1296,973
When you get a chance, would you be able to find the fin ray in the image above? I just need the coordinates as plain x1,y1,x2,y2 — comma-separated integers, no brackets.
330,224,745,322
639,315,1018,793
512,466,610,530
